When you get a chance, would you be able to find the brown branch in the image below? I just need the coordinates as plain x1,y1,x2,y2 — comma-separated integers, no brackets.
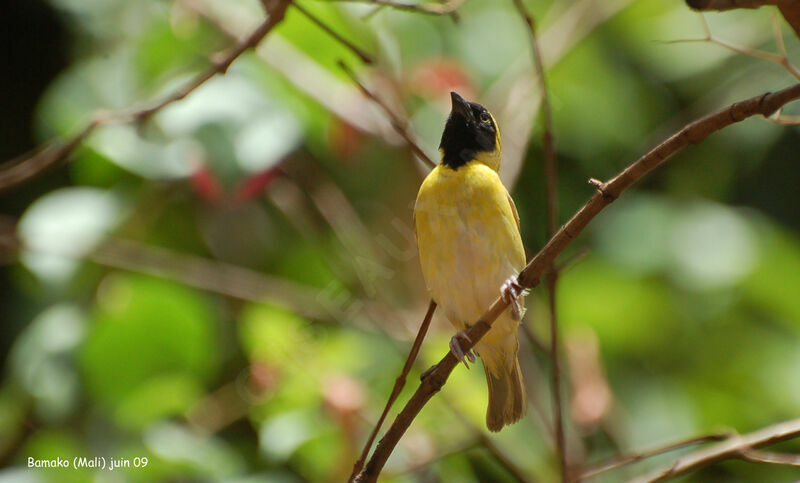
291,1,374,64
135,0,289,122
738,448,800,467
90,239,333,320
350,303,532,481
510,0,557,233
778,3,800,38
353,83,800,482
665,13,800,82
0,119,99,193
179,0,390,140
338,61,437,169
0,0,291,193
325,0,465,16
686,0,800,38
511,0,567,479
580,432,731,480
688,0,783,10
767,111,800,125
349,300,437,480
633,418,800,482
353,300,534,481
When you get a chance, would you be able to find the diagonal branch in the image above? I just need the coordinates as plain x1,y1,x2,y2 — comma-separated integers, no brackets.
353,83,800,482
686,0,800,39
632,418,800,482
0,120,100,194
0,0,292,193
348,300,437,480
339,61,437,169
291,1,374,64
580,432,732,480
738,448,800,467
665,13,800,82
767,109,800,124
324,0,465,16
137,0,290,122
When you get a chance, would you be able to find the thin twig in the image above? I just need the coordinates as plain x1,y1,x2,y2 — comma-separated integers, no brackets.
135,0,289,121
665,13,800,82
90,239,334,320
352,83,800,482
0,119,100,193
291,1,374,64
511,0,567,479
0,0,291,193
360,5,386,20
359,304,536,481
338,61,437,169
685,0,800,39
738,448,800,467
353,303,534,481
767,111,800,124
771,11,800,80
510,1,557,229
324,0,465,16
180,0,387,136
633,418,800,482
549,248,589,275
349,300,437,481
580,432,731,480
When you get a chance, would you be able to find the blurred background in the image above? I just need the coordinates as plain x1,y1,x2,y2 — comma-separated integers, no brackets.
2,0,800,481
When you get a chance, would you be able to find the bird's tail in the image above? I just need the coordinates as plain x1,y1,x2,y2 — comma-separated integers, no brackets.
483,352,527,432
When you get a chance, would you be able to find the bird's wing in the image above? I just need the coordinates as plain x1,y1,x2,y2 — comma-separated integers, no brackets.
506,191,521,235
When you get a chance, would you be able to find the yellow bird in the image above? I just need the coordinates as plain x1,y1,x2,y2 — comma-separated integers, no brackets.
415,92,527,432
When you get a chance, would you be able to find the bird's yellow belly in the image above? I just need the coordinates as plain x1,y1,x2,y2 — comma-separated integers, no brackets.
415,163,525,348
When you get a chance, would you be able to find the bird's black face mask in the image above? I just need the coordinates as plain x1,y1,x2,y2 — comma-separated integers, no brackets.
439,91,498,170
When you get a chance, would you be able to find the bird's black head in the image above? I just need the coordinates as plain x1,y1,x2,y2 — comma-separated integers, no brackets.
439,91,500,170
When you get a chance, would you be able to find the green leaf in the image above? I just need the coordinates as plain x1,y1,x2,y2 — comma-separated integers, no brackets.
143,423,245,478
558,257,673,353
80,274,219,409
239,303,313,365
18,188,123,285
9,305,86,421
114,374,203,430
743,219,800,324
21,430,87,483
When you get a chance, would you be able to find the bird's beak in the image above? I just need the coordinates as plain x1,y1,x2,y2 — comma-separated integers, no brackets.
450,91,471,120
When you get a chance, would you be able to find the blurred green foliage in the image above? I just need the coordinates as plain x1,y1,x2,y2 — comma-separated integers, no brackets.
2,0,800,481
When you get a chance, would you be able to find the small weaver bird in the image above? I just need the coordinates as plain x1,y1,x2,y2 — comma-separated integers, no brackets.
415,92,527,432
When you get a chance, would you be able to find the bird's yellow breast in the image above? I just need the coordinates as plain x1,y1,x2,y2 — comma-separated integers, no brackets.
414,162,525,340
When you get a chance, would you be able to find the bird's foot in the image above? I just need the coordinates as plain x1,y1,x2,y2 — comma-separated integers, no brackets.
501,275,525,321
449,330,476,369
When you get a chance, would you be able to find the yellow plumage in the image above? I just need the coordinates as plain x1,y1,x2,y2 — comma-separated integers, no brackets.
415,92,527,432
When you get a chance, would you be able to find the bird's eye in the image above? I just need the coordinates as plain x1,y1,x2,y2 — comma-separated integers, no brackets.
480,112,490,123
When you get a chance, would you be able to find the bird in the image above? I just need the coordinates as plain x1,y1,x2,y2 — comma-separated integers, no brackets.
414,91,527,432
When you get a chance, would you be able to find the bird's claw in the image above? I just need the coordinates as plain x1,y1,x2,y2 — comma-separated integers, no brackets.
449,330,476,369
501,275,524,321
